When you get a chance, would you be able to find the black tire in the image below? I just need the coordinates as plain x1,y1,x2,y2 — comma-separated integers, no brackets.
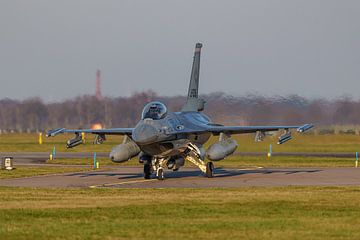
144,163,151,179
206,162,214,178
157,168,165,180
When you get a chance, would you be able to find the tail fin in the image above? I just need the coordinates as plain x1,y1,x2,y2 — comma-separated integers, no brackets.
182,43,206,112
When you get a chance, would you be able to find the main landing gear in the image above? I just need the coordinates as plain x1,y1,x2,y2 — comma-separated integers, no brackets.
141,144,215,180
206,162,214,178
144,163,151,179
184,143,214,178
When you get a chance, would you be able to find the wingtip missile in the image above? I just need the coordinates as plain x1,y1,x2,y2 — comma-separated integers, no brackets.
297,124,314,133
46,128,66,137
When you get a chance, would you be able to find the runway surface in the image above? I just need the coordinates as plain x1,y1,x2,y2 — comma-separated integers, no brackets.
0,166,359,188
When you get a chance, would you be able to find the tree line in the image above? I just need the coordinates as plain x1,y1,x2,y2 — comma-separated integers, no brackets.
0,91,359,132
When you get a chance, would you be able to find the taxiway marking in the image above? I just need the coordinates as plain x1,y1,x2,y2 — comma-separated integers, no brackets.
89,179,157,188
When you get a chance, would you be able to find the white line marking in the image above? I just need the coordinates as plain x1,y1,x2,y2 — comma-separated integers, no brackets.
89,179,157,188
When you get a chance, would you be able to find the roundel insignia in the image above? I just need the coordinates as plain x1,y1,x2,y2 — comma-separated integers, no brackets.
176,125,184,131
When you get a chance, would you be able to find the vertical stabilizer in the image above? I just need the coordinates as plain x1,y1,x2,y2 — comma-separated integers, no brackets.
182,43,206,112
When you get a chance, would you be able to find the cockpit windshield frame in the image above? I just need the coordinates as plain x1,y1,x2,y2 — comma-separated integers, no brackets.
141,101,168,120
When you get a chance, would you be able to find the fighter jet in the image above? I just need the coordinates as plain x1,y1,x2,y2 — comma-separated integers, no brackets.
47,43,313,180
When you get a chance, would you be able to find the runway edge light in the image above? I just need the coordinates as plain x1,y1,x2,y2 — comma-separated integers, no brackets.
93,152,97,170
356,152,358,168
81,132,85,143
52,146,56,160
267,144,272,158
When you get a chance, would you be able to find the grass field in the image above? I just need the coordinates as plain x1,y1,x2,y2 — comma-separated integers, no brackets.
0,167,92,179
0,186,359,239
1,133,360,153
1,134,360,239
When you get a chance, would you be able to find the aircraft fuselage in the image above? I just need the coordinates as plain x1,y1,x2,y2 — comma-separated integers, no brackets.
132,111,212,158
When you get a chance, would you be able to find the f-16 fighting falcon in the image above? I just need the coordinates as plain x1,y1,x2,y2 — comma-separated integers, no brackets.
47,43,313,180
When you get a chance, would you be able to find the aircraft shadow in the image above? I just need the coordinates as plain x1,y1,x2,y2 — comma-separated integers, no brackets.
65,168,322,180
168,168,322,179
65,171,144,180
213,168,321,178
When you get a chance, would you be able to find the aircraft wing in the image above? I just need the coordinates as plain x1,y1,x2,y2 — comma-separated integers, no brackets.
172,123,313,135
171,123,313,144
203,124,313,135
46,127,133,137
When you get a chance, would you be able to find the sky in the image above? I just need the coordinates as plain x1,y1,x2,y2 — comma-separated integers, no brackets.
0,0,359,101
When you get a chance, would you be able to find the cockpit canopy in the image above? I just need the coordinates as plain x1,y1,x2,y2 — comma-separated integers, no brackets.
141,101,167,120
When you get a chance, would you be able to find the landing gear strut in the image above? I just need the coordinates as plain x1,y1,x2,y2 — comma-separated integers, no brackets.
143,163,151,179
206,162,214,178
184,143,215,178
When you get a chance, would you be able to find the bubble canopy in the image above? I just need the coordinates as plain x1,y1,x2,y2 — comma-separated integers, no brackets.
141,101,168,120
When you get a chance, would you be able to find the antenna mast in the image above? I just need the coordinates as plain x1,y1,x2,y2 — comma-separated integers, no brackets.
95,69,103,100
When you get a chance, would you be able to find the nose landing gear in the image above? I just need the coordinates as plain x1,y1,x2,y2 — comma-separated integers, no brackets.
142,157,166,180
156,168,164,180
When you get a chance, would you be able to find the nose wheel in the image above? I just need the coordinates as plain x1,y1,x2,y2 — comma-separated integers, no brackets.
156,168,164,180
143,158,166,180
206,162,214,178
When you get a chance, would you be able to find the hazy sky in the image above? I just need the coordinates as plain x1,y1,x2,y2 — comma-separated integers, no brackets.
1,0,359,101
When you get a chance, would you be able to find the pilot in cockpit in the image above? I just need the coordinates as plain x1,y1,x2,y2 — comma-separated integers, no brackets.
141,101,167,120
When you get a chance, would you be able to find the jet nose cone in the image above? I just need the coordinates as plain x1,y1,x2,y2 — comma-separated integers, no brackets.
132,124,159,145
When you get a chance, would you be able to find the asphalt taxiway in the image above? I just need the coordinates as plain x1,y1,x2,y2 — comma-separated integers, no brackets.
0,152,359,188
0,166,359,188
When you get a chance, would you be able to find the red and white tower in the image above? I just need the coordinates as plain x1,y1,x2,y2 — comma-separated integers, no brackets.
95,69,103,100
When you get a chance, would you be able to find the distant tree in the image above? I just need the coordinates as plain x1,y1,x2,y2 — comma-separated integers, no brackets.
1,92,360,131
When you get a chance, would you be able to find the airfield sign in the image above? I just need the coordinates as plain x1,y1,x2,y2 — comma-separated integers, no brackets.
1,157,14,170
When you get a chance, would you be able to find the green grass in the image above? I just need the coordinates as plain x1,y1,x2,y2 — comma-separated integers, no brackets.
0,187,360,239
1,133,360,153
0,133,122,152
0,167,92,179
